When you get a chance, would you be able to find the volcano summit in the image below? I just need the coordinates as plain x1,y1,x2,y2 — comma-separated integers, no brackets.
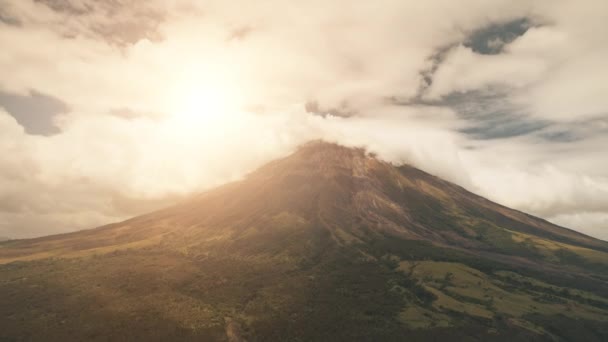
1,142,607,341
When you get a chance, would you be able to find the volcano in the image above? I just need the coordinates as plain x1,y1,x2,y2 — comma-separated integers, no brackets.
1,141,607,341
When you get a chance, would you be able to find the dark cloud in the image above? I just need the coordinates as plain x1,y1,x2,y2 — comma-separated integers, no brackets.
537,117,608,143
538,130,580,143
438,91,607,142
397,89,549,140
0,90,68,136
441,90,548,140
461,115,547,140
418,44,458,94
305,100,355,118
34,0,93,15
34,0,165,45
464,18,533,55
0,8,22,26
90,17,165,46
417,18,538,99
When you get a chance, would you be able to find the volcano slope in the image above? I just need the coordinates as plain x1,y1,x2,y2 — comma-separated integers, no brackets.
1,141,608,341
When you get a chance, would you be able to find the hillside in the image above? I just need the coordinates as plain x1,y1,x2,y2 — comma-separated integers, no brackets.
1,141,608,341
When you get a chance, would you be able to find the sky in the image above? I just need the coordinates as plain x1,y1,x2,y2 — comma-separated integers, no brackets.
0,0,607,240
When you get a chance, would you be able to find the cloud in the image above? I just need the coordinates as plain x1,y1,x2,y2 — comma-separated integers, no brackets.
0,0,607,240
424,44,549,100
550,212,608,240
0,90,68,135
463,18,533,55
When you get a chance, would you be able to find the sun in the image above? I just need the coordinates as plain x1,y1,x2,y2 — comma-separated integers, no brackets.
164,64,244,127
173,84,231,124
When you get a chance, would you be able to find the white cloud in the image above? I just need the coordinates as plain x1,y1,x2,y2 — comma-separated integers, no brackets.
549,212,608,241
425,44,548,99
0,0,607,240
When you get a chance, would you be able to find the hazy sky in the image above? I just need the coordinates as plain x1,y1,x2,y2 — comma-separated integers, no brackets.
1,0,607,240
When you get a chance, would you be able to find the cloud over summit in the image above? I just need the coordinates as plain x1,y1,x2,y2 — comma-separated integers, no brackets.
1,0,607,240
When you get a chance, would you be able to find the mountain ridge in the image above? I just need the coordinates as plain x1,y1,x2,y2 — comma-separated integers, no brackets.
1,141,607,341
